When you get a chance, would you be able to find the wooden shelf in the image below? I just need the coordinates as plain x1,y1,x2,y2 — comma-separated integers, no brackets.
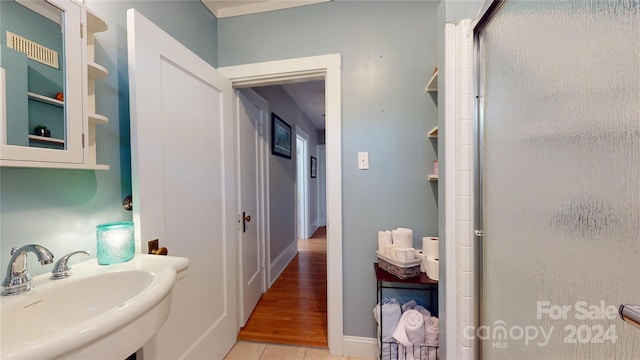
427,125,438,139
425,68,438,92
86,8,107,33
88,113,109,124
28,92,64,107
28,135,65,144
428,174,438,182
88,61,108,79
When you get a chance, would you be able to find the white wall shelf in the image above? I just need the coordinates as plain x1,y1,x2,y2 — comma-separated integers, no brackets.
428,174,438,182
425,68,438,92
28,92,64,107
427,125,438,139
88,61,108,79
88,113,109,124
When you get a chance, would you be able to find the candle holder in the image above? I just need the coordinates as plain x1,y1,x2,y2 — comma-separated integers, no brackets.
96,221,135,265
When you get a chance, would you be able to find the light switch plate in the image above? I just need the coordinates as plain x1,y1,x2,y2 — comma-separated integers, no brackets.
358,152,369,170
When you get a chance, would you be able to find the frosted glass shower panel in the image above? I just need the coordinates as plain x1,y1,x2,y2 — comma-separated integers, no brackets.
480,0,640,358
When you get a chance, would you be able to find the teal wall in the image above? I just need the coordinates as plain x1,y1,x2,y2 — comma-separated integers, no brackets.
0,1,217,277
218,1,439,338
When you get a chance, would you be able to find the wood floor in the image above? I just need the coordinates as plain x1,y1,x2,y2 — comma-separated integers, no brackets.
238,227,328,348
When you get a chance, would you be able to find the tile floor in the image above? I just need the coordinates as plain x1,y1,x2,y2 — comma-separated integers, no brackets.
224,341,372,360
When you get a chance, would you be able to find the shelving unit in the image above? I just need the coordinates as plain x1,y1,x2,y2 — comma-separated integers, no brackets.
375,263,439,360
85,7,109,170
427,126,438,181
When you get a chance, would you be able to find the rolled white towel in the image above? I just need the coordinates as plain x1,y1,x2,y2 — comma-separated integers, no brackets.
373,298,401,360
392,309,425,360
424,316,439,360
386,244,398,259
424,316,439,345
392,227,413,248
396,247,415,263
378,230,392,253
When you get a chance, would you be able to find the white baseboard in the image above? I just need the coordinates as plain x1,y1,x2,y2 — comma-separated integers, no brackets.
269,240,297,286
343,336,377,359
309,219,319,238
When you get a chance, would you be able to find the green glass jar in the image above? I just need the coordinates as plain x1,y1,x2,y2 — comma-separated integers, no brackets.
96,221,135,265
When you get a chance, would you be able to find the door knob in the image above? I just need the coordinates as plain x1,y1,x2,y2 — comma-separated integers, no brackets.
242,212,251,233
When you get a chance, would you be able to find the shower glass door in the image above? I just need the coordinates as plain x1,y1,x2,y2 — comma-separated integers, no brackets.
477,0,640,358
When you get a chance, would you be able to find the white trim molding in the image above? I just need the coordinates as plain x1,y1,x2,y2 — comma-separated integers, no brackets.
445,19,476,360
342,336,377,359
269,240,298,286
218,53,344,355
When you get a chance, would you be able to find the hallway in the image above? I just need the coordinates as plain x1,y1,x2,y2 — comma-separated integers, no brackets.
238,227,328,348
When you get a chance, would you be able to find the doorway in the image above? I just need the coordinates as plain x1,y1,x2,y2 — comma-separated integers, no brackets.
296,129,309,240
218,54,344,353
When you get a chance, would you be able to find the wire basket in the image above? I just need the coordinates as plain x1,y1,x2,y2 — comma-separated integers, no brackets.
379,342,438,360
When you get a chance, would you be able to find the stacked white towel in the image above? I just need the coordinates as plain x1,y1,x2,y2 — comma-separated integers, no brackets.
392,228,413,249
378,231,393,254
373,298,401,360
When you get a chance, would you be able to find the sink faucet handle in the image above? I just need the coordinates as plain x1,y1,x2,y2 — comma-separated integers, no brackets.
2,244,55,296
51,250,90,280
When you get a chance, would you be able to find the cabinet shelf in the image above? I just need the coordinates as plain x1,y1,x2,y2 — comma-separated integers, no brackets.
28,92,64,107
28,135,65,144
425,68,438,92
88,61,108,79
88,113,109,124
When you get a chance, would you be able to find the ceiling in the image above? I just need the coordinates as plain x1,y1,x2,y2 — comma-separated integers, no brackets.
280,81,325,130
202,1,327,130
202,0,330,19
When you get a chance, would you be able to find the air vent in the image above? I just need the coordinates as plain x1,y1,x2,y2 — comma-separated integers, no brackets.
6,31,59,69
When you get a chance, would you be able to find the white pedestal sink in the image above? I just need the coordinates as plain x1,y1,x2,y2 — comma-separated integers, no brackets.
0,254,189,359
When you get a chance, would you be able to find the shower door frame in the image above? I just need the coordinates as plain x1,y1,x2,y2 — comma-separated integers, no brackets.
472,1,508,358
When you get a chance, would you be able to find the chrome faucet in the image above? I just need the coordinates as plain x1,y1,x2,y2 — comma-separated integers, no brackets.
51,250,90,279
2,244,55,296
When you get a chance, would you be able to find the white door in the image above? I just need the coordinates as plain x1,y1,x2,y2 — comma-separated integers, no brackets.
296,132,308,240
127,9,237,359
237,89,266,326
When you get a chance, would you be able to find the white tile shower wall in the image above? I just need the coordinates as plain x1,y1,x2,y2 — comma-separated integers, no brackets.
455,18,474,360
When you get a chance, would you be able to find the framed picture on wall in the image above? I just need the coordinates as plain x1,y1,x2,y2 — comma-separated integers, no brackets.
271,113,292,159
310,156,317,178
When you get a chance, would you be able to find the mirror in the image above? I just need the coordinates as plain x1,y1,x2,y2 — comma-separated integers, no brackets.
0,0,84,165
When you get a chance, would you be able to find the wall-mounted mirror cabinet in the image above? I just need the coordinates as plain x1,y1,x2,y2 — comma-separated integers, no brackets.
0,0,109,169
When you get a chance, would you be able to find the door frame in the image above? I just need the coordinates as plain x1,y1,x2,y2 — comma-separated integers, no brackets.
236,88,269,326
219,54,343,354
295,127,309,240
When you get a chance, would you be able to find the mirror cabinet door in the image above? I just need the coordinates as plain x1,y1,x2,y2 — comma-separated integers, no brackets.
0,0,84,166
